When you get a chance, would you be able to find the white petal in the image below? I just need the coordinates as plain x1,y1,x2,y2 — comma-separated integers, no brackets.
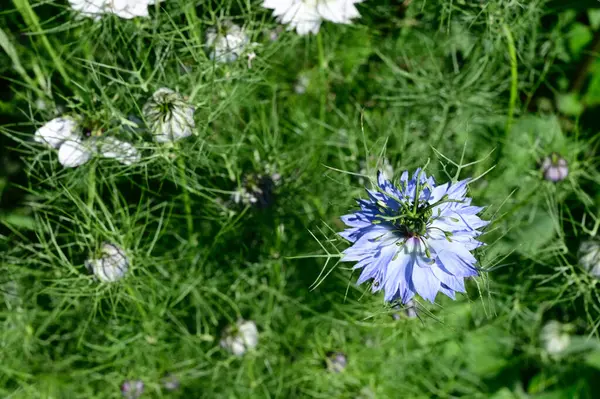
239,320,259,349
263,0,361,34
34,117,79,148
57,139,93,167
99,137,141,165
220,320,258,356
206,23,249,64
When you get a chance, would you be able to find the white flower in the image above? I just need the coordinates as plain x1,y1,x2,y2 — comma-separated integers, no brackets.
34,117,79,149
262,0,363,35
143,88,195,143
85,242,129,283
579,239,600,278
294,73,310,94
34,116,94,168
220,319,258,356
69,0,157,20
34,117,142,167
57,138,94,168
206,22,250,63
98,137,141,165
540,321,571,356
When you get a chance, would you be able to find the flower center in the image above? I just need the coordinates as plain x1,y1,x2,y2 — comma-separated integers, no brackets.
394,204,432,238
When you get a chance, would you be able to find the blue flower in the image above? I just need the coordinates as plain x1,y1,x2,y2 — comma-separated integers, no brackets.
339,169,488,304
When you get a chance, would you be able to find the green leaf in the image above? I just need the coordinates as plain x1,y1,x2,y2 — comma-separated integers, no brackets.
567,23,593,58
1,212,36,230
584,349,600,370
556,92,584,116
583,60,600,106
589,9,600,30
463,325,515,378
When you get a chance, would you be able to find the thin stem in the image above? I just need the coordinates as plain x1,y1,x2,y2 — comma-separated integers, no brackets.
12,0,71,86
316,33,327,135
184,3,204,59
502,23,518,138
87,163,96,211
176,150,194,243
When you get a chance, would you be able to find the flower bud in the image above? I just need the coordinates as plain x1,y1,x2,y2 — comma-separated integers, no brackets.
220,319,258,356
578,239,600,278
85,242,129,282
540,321,570,356
325,351,347,373
541,153,568,182
121,379,144,399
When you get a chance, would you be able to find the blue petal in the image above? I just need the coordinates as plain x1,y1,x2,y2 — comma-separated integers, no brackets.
439,283,456,299
411,258,441,303
356,246,396,285
432,266,466,292
341,213,371,228
382,249,413,301
428,182,449,203
435,249,478,278
339,228,359,243
446,179,470,200
429,238,477,265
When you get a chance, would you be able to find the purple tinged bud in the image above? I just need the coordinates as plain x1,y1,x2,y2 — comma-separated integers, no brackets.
121,380,144,399
392,300,417,320
541,153,568,182
325,351,347,373
162,373,180,391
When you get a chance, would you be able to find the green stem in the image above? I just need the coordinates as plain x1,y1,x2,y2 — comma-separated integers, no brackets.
126,285,147,319
184,4,204,58
176,153,194,242
87,164,96,211
316,33,327,135
12,0,71,86
502,24,518,138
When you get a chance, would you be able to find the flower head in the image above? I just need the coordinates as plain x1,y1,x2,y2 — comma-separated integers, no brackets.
85,242,129,283
34,117,97,168
232,171,281,208
143,88,195,143
263,0,363,35
206,22,250,63
325,351,347,373
220,319,258,356
578,239,600,278
541,153,568,182
161,373,180,391
340,169,488,304
121,379,144,399
294,73,310,94
69,0,157,19
540,321,571,356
